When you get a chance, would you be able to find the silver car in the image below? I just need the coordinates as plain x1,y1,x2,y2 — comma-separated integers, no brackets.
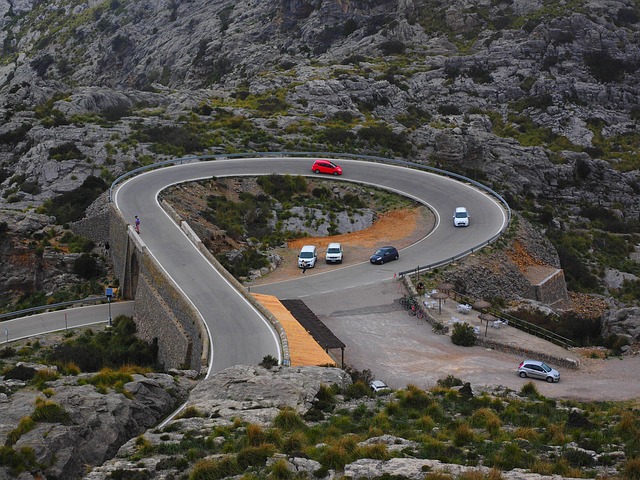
518,360,560,383
369,380,391,393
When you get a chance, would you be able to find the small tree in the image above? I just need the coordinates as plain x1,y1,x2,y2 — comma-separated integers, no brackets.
259,355,279,369
451,323,476,347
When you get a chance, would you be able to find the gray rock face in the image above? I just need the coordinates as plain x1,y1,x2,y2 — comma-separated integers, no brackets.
0,371,193,480
602,306,640,342
188,365,351,424
86,365,352,479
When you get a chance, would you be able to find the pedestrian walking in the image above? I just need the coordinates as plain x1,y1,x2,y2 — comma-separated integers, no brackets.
134,215,140,234
302,262,307,274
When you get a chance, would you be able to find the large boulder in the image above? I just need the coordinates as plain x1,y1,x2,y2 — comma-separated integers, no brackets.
602,307,640,342
0,372,193,480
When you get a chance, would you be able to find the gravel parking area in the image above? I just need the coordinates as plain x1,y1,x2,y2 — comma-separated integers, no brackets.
303,280,640,403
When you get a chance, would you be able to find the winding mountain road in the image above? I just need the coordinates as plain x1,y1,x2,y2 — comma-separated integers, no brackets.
113,157,508,375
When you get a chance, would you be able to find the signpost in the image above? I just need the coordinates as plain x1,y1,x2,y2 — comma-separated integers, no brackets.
105,287,113,327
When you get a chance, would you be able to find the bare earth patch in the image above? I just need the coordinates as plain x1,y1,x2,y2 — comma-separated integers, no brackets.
248,206,434,285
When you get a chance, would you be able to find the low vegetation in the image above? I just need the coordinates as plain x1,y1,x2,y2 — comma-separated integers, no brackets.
0,316,160,376
111,375,640,479
163,174,417,279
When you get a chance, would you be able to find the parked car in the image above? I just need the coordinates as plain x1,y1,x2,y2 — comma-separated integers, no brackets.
453,206,470,227
369,246,399,264
517,360,560,383
369,380,391,393
298,245,317,268
312,159,342,175
325,242,343,264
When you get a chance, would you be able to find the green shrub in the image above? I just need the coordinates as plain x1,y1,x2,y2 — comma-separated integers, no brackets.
259,355,279,369
0,445,37,476
520,381,540,398
438,104,461,115
59,231,95,253
48,142,85,161
40,176,107,224
562,448,595,468
178,406,204,419
622,457,640,480
344,366,373,385
87,368,134,391
216,247,269,278
380,40,405,55
273,408,306,431
268,458,292,479
5,417,35,446
399,384,433,410
437,375,463,388
73,254,102,279
47,316,159,371
32,398,72,424
603,334,629,353
190,456,240,480
0,346,16,358
0,124,32,146
357,124,412,156
32,369,59,389
3,364,36,381
257,174,307,203
584,51,628,83
451,323,476,347
344,380,371,400
236,444,276,469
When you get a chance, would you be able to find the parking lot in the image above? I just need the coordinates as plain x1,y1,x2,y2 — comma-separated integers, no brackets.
300,279,640,402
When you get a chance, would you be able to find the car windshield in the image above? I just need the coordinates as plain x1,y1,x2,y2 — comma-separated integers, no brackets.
374,249,386,256
327,248,340,253
455,212,468,218
300,252,314,258
540,363,551,372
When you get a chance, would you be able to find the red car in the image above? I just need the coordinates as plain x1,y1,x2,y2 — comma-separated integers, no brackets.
312,159,342,176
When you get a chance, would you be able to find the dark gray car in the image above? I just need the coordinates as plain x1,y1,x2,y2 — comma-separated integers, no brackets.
518,359,560,383
369,246,399,264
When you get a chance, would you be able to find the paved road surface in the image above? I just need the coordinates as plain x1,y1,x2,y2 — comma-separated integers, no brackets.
1,301,134,344
114,157,506,373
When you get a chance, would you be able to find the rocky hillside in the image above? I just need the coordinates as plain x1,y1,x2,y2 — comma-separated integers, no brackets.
0,0,638,309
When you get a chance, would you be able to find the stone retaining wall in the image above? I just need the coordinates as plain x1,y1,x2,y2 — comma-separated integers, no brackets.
536,269,570,309
132,250,206,371
70,211,110,247
161,200,290,366
73,204,207,372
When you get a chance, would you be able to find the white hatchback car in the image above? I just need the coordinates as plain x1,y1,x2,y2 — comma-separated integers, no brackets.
453,207,470,227
325,243,343,264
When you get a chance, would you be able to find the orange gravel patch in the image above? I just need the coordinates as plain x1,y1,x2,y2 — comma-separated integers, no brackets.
248,206,434,285
288,208,423,250
252,293,336,367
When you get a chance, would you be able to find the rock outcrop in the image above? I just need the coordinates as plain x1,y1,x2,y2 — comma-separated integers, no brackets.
0,364,195,479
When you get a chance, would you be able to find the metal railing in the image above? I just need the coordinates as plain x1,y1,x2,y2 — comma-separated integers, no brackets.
109,151,511,279
452,293,573,349
0,296,107,322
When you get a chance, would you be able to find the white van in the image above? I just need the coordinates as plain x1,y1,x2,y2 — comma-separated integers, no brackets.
298,245,317,268
325,242,343,264
453,207,470,227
